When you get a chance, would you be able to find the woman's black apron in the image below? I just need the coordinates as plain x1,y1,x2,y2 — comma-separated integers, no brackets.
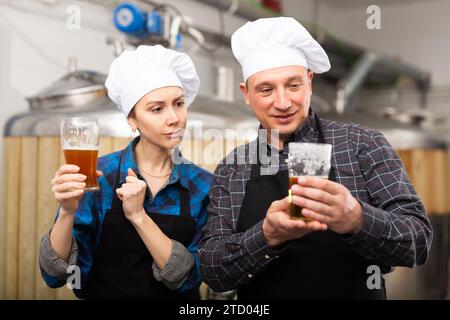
77,151,197,300
236,114,386,300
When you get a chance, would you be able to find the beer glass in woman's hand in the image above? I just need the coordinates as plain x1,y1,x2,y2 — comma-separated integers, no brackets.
61,117,100,191
52,117,101,214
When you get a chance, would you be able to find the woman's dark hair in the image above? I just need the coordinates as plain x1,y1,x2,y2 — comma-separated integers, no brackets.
128,107,136,119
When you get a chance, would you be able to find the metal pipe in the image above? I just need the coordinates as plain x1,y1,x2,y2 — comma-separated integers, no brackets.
376,58,430,109
194,0,276,21
106,37,125,57
377,57,430,89
335,50,431,113
336,52,378,113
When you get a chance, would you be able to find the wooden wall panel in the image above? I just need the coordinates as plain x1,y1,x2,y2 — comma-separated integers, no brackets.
18,138,38,299
112,138,130,153
99,137,113,157
4,138,21,299
34,137,59,300
397,149,450,214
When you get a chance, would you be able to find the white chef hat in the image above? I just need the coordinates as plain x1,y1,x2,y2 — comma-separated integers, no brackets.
231,17,331,82
105,45,200,117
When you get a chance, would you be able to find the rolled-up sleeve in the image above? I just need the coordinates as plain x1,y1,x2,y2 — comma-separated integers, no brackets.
39,191,97,290
152,240,194,290
39,229,78,280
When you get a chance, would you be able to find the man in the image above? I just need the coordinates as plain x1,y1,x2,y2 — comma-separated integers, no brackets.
198,17,432,300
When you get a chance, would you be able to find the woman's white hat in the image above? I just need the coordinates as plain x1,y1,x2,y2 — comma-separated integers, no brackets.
105,45,200,116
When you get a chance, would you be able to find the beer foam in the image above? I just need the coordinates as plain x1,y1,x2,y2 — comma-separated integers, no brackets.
62,146,99,151
288,143,332,177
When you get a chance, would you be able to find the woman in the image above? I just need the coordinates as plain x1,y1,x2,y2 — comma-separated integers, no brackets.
39,45,212,300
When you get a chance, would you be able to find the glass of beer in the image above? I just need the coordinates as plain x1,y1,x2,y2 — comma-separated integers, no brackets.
287,142,332,220
61,117,100,191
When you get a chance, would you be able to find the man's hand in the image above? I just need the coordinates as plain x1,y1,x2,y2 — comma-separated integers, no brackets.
116,168,147,223
290,176,363,235
262,196,328,248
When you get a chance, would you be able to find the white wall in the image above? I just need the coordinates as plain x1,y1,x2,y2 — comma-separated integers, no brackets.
284,0,450,86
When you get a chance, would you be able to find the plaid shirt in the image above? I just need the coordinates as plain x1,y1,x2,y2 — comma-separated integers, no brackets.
40,137,212,297
198,110,432,292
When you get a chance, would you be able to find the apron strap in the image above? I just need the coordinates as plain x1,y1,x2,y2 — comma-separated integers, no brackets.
179,185,191,218
314,112,337,181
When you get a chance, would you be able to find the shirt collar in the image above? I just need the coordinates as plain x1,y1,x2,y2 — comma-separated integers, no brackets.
257,108,318,152
118,136,189,190
287,108,317,143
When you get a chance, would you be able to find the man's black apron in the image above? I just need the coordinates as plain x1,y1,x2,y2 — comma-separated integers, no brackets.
77,151,197,300
236,114,386,300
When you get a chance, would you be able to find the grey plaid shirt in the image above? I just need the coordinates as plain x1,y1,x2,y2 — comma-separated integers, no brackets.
198,110,432,292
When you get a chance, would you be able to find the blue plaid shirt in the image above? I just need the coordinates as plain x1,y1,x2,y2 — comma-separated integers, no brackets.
41,137,212,296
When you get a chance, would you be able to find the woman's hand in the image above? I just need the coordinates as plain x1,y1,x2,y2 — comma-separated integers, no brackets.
50,165,101,261
52,164,103,214
116,168,147,223
52,165,85,213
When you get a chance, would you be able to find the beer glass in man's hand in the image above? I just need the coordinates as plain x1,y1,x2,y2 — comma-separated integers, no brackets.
60,117,100,191
287,142,332,220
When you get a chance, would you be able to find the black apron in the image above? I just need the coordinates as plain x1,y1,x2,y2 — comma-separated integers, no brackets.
77,151,197,300
236,113,386,300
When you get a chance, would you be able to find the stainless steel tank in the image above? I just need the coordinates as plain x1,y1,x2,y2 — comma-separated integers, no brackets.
6,69,255,137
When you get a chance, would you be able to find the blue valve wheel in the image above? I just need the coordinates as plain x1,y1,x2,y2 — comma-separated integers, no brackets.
113,3,147,36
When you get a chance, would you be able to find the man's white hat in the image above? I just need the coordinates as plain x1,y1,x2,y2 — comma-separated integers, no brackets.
231,17,331,82
105,45,200,117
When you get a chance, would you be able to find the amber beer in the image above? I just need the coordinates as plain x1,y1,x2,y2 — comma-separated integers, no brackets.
288,176,328,221
288,175,327,221
61,117,100,191
288,176,312,221
64,148,99,191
